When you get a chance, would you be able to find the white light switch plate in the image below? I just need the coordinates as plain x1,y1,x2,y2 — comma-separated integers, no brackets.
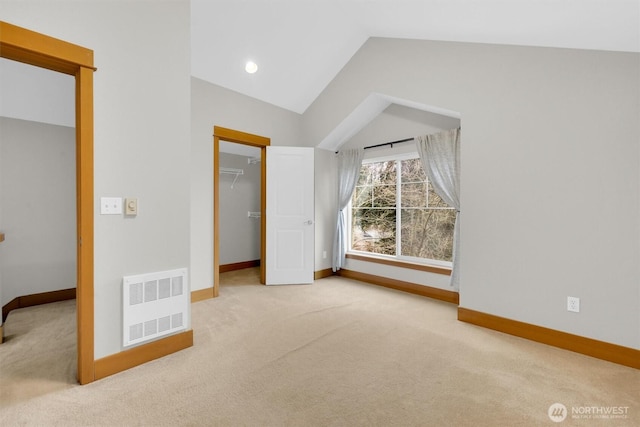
101,197,122,215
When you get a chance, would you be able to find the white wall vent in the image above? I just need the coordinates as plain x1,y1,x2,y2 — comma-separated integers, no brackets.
123,268,189,347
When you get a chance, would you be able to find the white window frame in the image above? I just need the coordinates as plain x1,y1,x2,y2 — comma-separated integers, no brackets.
347,151,454,268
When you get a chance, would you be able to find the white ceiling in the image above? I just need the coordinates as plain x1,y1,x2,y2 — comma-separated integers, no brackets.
191,0,640,115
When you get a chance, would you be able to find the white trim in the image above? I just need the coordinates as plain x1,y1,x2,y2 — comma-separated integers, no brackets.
346,249,453,269
363,150,418,164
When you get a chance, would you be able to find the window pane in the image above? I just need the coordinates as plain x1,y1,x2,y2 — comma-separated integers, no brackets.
401,158,426,182
353,185,372,208
401,208,456,261
357,166,371,186
369,161,396,185
401,182,427,207
372,184,396,207
351,208,396,255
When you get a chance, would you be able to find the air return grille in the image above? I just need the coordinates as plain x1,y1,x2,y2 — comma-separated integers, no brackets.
123,268,188,347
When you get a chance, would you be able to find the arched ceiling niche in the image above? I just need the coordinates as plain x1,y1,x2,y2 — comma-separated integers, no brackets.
317,93,461,153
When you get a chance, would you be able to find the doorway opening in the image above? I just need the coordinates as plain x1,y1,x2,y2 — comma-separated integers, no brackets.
0,21,95,384
218,141,261,287
213,126,269,296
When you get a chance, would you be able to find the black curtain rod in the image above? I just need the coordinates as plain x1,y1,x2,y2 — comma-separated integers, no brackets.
364,137,414,150
336,137,414,154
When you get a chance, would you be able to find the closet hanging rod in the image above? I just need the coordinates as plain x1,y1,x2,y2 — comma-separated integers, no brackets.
219,167,244,188
219,167,244,174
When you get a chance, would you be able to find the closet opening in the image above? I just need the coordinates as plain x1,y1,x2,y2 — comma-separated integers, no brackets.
213,127,269,296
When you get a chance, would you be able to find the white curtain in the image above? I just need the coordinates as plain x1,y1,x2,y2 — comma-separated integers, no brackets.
332,148,364,272
416,128,461,289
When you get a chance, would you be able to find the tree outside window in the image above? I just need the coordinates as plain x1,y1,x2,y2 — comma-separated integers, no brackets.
350,155,455,264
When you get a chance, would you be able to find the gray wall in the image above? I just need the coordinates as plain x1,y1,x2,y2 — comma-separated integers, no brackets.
219,152,261,265
0,58,75,127
314,148,336,272
4,4,637,358
342,104,460,152
2,0,192,359
190,78,337,280
303,38,640,349
0,117,76,305
190,77,304,290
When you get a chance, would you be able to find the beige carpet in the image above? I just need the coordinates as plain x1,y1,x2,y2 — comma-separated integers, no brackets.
1,269,638,426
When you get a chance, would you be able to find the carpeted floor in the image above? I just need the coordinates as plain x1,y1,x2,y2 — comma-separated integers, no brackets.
1,269,638,426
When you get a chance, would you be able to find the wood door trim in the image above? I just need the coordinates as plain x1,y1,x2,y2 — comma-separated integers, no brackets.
214,127,270,147
213,126,270,294
1,21,95,384
0,21,95,73
94,330,193,380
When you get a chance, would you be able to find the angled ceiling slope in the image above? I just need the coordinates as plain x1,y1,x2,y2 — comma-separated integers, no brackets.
317,93,461,153
191,0,640,115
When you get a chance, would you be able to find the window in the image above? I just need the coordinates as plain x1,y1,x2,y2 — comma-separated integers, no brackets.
349,153,456,265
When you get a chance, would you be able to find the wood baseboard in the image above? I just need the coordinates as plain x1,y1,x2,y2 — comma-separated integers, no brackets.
314,268,334,280
191,287,215,303
2,288,76,323
94,329,194,381
338,269,459,304
346,253,451,276
219,260,260,273
458,307,640,370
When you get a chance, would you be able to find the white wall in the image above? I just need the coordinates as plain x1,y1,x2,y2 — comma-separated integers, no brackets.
1,0,192,359
218,152,261,265
0,118,76,304
304,38,640,349
190,77,303,290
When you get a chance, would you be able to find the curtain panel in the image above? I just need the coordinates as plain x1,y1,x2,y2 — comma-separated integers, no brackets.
416,128,461,289
332,148,364,272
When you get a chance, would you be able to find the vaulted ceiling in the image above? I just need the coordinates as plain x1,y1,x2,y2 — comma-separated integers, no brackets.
191,0,640,115
2,1,638,139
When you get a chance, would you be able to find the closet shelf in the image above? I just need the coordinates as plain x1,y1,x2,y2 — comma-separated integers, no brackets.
220,167,244,188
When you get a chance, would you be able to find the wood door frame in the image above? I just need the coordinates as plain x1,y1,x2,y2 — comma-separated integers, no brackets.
213,126,269,295
0,21,95,384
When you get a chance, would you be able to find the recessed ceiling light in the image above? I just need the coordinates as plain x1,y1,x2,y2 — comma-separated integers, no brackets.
245,61,258,74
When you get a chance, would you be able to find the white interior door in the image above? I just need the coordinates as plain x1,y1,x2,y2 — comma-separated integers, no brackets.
266,147,314,285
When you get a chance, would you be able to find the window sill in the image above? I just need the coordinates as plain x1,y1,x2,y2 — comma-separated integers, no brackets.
345,253,452,276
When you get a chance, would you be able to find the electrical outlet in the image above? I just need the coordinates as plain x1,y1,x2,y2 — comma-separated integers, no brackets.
567,296,580,313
